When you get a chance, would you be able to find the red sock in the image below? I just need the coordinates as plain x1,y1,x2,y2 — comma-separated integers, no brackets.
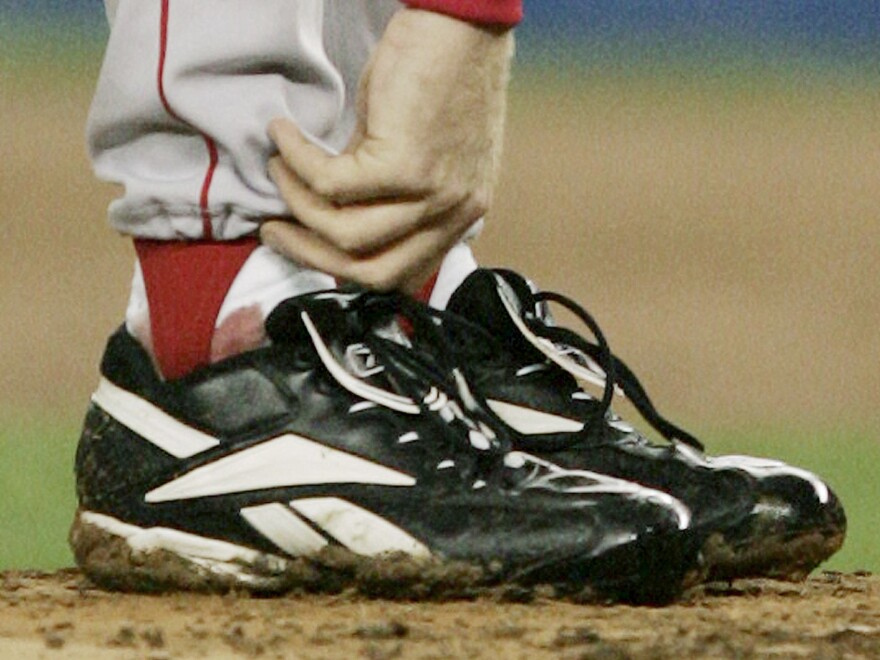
134,238,260,380
396,272,439,336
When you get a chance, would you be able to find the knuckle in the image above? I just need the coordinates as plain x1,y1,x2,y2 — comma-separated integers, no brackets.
377,161,420,195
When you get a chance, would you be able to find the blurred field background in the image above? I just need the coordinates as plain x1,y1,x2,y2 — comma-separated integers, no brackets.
2,3,878,574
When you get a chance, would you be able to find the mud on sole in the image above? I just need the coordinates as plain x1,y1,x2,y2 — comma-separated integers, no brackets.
703,527,846,582
69,509,698,604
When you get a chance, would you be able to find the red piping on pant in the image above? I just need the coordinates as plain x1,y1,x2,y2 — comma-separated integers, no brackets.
199,138,219,238
158,0,217,240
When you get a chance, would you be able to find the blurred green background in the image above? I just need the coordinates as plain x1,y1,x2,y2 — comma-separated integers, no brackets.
2,3,878,573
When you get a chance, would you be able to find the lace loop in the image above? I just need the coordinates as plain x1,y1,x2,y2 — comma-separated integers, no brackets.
534,291,618,416
531,288,704,452
434,273,705,453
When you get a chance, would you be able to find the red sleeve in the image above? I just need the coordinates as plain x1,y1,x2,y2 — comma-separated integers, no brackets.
401,0,522,27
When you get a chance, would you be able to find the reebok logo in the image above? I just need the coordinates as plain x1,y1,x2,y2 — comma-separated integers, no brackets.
146,434,416,503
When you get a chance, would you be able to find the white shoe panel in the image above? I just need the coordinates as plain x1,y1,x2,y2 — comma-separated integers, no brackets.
92,378,220,458
487,399,584,435
79,511,290,584
146,433,416,503
290,497,432,558
240,503,329,557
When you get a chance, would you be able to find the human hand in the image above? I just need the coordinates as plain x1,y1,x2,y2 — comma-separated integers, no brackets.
261,8,513,294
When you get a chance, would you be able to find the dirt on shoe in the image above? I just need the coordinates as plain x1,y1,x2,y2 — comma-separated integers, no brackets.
69,508,696,605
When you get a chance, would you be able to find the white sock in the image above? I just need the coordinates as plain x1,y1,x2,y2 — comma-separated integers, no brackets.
428,242,479,310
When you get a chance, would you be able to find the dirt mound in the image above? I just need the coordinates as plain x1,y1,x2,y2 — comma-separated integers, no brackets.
1,570,877,658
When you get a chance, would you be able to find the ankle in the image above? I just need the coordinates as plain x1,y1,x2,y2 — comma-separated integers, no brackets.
129,241,336,379
133,238,260,379
210,304,267,363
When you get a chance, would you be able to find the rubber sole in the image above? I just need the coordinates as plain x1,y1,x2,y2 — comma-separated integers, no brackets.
69,508,699,603
704,526,847,582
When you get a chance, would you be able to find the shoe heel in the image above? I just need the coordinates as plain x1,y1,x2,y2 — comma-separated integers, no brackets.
69,508,295,593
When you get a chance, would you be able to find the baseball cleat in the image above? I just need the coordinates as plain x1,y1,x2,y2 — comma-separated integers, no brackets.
442,268,846,581
70,288,703,603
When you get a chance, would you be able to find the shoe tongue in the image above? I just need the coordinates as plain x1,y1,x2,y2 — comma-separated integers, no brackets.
265,290,352,345
447,269,547,361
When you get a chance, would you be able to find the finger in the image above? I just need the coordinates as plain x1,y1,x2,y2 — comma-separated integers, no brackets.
262,219,416,290
335,221,467,295
268,119,365,197
268,157,433,254
346,222,466,295
261,220,354,283
269,119,423,203
261,212,474,294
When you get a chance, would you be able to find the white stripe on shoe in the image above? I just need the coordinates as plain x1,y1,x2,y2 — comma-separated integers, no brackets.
493,275,626,398
92,378,220,458
290,497,432,557
486,399,584,435
241,503,329,556
145,434,416,503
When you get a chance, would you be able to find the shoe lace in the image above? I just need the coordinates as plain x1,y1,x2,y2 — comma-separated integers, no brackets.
529,289,705,452
341,288,702,493
341,290,511,483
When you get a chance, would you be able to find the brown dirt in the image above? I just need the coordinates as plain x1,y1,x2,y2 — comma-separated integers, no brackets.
1,570,879,659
